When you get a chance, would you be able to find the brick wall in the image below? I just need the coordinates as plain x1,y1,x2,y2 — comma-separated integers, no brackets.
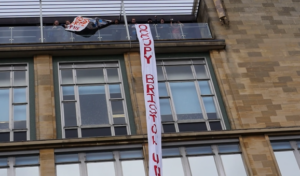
205,0,300,129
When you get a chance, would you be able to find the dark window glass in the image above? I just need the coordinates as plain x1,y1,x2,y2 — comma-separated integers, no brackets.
162,148,181,157
271,141,292,150
14,131,26,141
0,132,9,142
115,126,127,136
218,144,240,153
65,129,78,138
210,121,222,131
63,102,77,127
81,128,111,137
79,86,109,125
178,123,207,132
163,124,176,133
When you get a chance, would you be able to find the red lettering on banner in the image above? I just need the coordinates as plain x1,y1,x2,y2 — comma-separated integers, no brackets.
147,94,155,103
153,153,159,164
152,124,157,134
146,74,154,83
147,84,155,94
139,24,148,32
154,165,161,176
144,39,152,46
152,136,157,145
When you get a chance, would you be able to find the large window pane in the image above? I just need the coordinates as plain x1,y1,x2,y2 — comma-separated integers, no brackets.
163,158,184,176
122,160,145,176
170,82,202,120
188,156,219,176
13,105,27,129
15,166,39,176
0,72,10,86
109,84,122,98
14,71,26,86
166,66,193,80
62,86,75,100
57,164,80,176
203,97,218,119
157,66,164,80
158,83,168,97
194,65,208,79
274,151,300,176
0,89,9,129
159,99,173,122
61,70,73,84
13,88,26,103
87,162,115,176
63,102,77,127
79,86,109,125
221,154,247,176
76,69,104,83
86,152,114,161
15,156,39,165
107,68,119,82
0,168,7,176
198,81,212,94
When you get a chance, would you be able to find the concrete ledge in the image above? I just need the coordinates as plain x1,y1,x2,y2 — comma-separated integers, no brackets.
0,40,226,58
0,127,299,151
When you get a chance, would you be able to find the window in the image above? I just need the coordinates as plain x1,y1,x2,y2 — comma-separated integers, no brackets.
0,155,39,176
0,64,29,142
162,144,247,176
58,61,130,138
157,59,225,133
55,149,145,176
271,140,300,176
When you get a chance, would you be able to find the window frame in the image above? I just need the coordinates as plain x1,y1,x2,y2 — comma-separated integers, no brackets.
162,140,249,176
157,58,226,132
57,60,131,138
270,137,300,174
0,150,40,176
0,63,30,141
55,145,145,176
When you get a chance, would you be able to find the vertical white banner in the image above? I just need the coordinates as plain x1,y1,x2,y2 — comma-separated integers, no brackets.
135,24,162,176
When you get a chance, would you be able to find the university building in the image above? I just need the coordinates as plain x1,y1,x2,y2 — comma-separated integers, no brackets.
0,0,300,175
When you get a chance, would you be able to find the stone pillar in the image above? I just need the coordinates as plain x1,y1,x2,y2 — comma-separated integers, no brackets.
40,149,56,176
34,55,56,140
124,52,147,135
240,135,280,176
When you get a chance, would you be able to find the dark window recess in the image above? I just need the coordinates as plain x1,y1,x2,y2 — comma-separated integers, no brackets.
178,123,207,132
81,128,111,137
0,132,10,142
65,129,78,138
209,121,222,131
114,126,127,136
14,132,26,141
163,124,176,133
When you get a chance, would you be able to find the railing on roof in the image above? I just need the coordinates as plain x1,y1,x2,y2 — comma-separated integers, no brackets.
0,23,212,44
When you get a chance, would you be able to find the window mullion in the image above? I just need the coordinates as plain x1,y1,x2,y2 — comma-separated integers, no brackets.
73,69,82,138
290,141,300,170
78,153,87,176
104,68,115,136
10,70,13,142
180,147,192,176
25,67,29,140
58,69,66,138
8,157,14,176
212,145,226,176
166,81,179,132
114,151,123,176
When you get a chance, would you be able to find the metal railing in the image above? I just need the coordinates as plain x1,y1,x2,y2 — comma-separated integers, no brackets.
0,23,212,44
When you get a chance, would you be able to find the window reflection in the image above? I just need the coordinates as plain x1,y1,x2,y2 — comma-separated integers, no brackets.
87,162,115,176
188,156,219,176
57,164,80,176
163,158,184,176
121,160,145,176
221,154,247,176
274,151,300,176
15,166,39,176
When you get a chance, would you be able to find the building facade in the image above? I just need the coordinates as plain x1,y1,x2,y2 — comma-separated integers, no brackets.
0,0,300,176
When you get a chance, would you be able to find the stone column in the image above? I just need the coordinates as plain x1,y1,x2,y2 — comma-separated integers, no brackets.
34,55,56,140
40,149,56,176
124,52,147,135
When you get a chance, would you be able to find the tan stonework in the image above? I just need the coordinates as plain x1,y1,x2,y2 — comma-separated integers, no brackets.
40,149,56,176
124,52,147,135
240,135,280,176
204,0,300,129
34,55,56,140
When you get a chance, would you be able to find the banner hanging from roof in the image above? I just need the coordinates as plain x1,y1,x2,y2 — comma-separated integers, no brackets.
66,16,111,32
66,16,90,32
135,24,162,176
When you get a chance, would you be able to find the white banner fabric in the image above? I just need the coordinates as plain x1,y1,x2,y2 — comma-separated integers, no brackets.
66,16,90,32
135,24,162,176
